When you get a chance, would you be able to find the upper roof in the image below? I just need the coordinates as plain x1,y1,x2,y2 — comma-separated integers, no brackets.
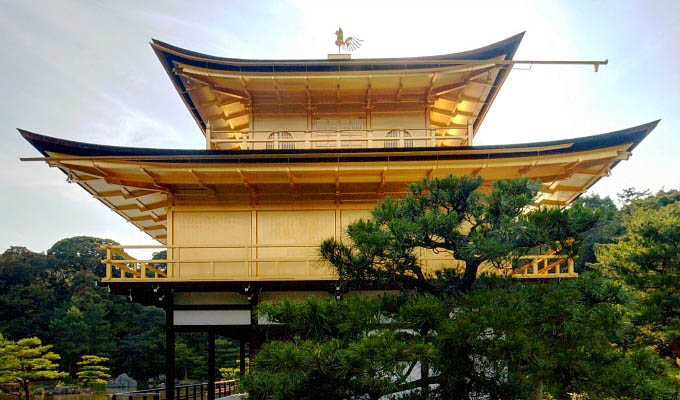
151,33,525,146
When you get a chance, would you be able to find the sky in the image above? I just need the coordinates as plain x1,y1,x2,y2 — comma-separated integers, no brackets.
1,0,678,253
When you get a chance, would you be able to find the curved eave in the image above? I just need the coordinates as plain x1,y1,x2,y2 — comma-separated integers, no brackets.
151,32,525,68
20,120,658,243
19,120,657,163
151,33,524,137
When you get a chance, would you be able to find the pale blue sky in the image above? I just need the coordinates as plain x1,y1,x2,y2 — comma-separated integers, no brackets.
1,0,678,253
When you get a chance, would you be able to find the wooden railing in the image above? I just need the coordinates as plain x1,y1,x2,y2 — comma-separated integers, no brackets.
102,245,575,282
209,128,470,150
102,244,331,281
511,251,577,279
108,380,237,400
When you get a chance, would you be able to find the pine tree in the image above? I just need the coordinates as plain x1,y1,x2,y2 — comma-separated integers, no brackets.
244,177,679,399
598,201,680,361
76,355,111,388
0,335,68,400
320,176,599,295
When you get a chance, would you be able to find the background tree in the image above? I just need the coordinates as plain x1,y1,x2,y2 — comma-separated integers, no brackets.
598,200,680,361
0,236,239,384
246,177,674,399
76,355,111,388
572,194,622,271
0,336,68,400
48,236,117,277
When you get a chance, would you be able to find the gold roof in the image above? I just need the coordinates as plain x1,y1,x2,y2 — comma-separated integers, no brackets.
20,121,658,243
151,33,525,145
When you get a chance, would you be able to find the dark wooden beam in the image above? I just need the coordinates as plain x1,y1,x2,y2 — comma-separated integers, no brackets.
165,301,175,400
208,332,216,400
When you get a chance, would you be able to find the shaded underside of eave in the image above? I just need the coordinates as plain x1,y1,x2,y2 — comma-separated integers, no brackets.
19,120,658,246
151,33,525,134
19,120,658,164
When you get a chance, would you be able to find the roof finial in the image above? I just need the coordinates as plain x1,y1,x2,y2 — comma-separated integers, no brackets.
334,27,363,54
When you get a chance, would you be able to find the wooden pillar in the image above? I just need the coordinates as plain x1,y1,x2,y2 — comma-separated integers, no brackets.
165,302,175,400
208,332,216,400
239,339,246,376
205,121,212,150
249,292,260,368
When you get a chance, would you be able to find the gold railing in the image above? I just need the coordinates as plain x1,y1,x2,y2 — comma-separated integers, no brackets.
209,128,470,150
102,245,576,282
103,244,331,281
511,252,577,279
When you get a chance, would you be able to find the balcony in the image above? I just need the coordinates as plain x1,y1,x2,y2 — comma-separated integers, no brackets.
102,245,576,282
207,128,472,150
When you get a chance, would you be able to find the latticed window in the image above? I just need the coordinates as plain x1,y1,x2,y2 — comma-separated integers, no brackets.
384,130,413,148
266,132,295,150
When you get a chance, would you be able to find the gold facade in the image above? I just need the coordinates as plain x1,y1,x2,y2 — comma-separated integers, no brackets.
21,34,657,284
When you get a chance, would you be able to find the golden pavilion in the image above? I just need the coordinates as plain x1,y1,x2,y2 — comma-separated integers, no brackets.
20,32,658,397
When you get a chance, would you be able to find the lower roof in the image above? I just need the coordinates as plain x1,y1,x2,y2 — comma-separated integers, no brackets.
19,121,659,242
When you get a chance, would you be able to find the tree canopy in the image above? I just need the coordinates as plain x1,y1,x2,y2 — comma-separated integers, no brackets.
244,177,680,399
320,176,599,295
0,237,238,385
597,200,680,361
0,335,68,400
76,355,111,387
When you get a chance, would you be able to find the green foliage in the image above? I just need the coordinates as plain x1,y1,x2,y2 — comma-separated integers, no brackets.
219,357,248,381
48,236,118,278
597,201,680,360
0,237,168,382
0,335,68,400
572,194,622,271
76,355,110,387
175,335,240,381
320,176,600,295
247,178,679,400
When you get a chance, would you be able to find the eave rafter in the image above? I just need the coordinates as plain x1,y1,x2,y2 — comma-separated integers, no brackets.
175,68,250,100
430,65,498,100
430,121,467,129
365,75,373,104
96,189,155,199
239,76,252,99
396,74,405,101
426,72,438,98
272,76,281,102
377,167,387,194
287,168,298,194
190,169,216,196
238,168,258,199
430,107,476,119
113,199,169,212
50,161,169,242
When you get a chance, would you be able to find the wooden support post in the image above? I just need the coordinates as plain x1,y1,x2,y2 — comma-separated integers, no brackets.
208,332,215,400
239,339,246,377
205,121,212,150
249,291,260,368
105,247,112,280
165,302,175,400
